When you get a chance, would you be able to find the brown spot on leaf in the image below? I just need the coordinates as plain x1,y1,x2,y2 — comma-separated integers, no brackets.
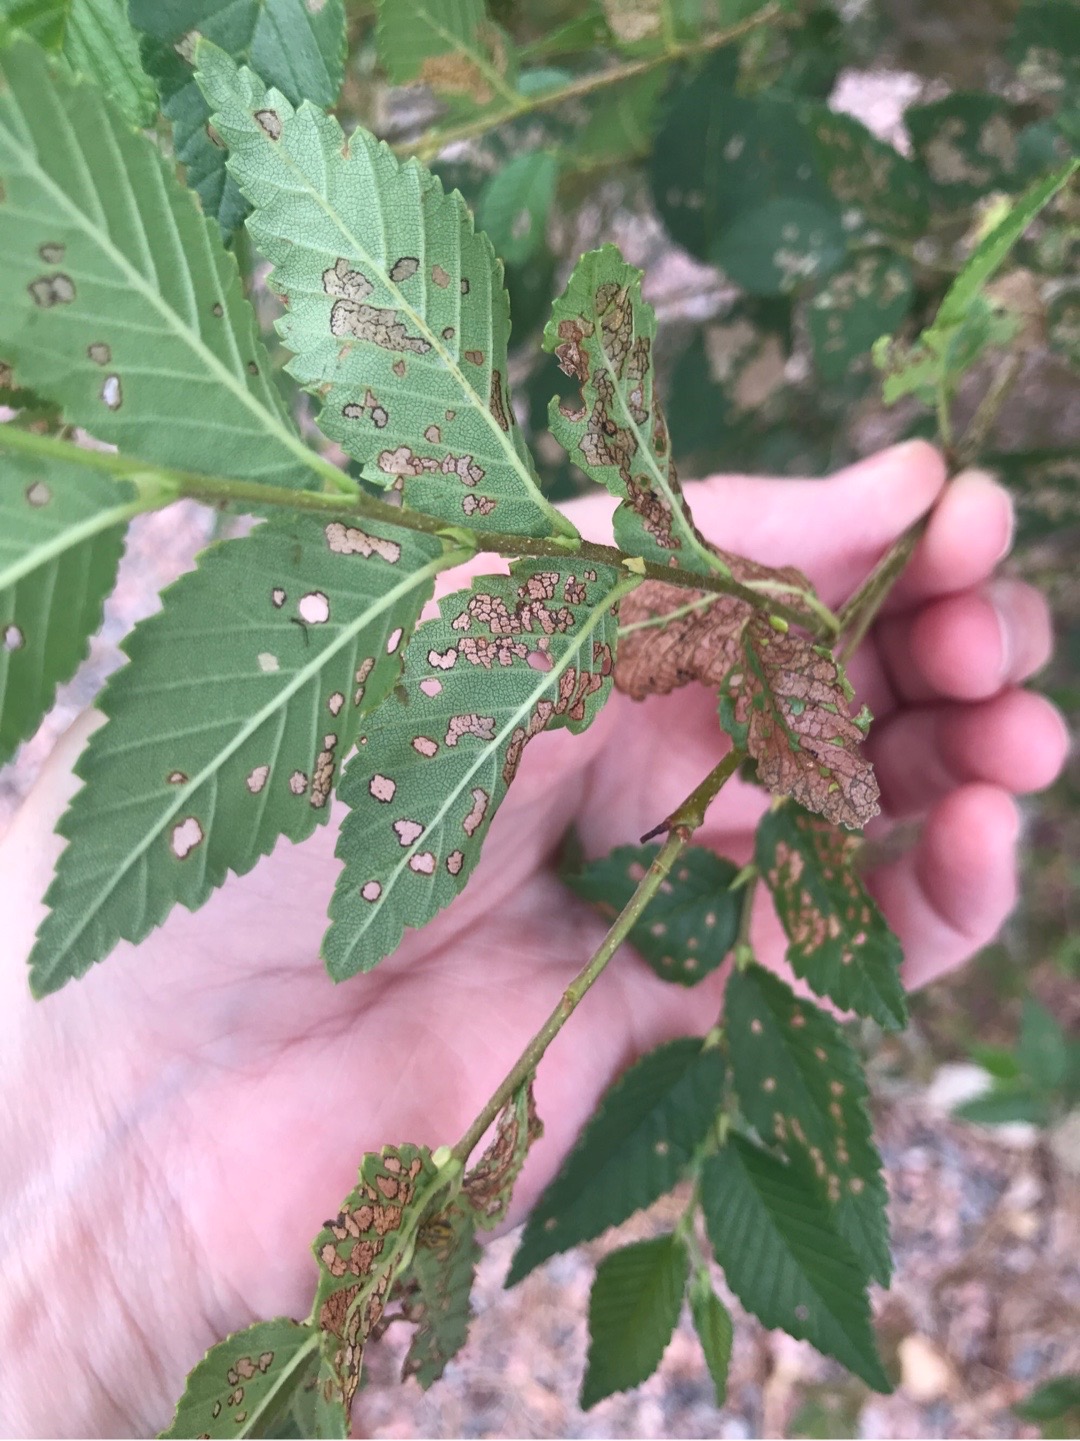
447,850,463,874
489,369,510,431
462,495,495,517
247,765,269,794
445,713,495,746
441,326,455,341
554,318,592,381
298,591,330,624
431,264,450,288
325,521,401,563
38,241,65,264
419,52,493,103
323,258,432,355
392,359,406,378
361,880,382,901
212,302,224,318
389,257,419,282
409,851,436,874
394,818,424,846
25,480,51,507
424,425,441,444
171,816,203,859
370,775,396,803
167,770,187,785
271,587,286,608
289,770,308,795
311,735,337,809
3,624,23,651
462,787,488,837
255,108,283,140
28,273,75,307
464,349,484,365
412,736,438,757
101,375,122,410
87,342,110,366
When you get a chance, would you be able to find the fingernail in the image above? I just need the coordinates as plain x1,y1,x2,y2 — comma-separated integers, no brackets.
996,491,1015,563
988,578,1019,679
953,469,1015,562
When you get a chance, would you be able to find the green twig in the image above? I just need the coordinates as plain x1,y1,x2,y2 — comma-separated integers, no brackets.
451,751,745,1166
398,5,786,163
0,423,827,633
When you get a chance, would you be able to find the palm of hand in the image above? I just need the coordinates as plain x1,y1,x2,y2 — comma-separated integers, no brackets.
0,443,1064,1433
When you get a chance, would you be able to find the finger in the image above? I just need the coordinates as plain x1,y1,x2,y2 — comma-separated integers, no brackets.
883,469,1014,614
869,690,1070,818
867,783,1020,990
876,578,1054,704
556,440,947,606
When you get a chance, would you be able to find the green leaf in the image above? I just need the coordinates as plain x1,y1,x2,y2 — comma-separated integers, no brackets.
507,1036,726,1284
1017,998,1070,1092
198,44,575,543
462,1080,543,1229
1009,0,1080,101
399,1203,481,1388
688,1268,733,1407
572,67,666,166
0,454,141,763
907,94,1032,204
313,1144,441,1421
565,842,741,986
375,0,516,104
725,963,891,1285
29,517,450,996
0,0,158,127
581,1233,689,1409
755,805,906,1030
720,618,880,831
806,109,929,240
1014,1374,1080,1423
324,560,628,979
160,1318,319,1439
715,195,847,299
545,243,720,574
936,163,1078,331
0,38,318,493
131,0,347,241
476,150,558,268
807,251,913,386
649,56,840,275
991,450,1080,544
701,1136,890,1391
953,1087,1051,1127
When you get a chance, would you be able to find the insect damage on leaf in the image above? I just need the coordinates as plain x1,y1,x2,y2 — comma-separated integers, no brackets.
546,245,725,577
312,1144,437,1418
394,1203,481,1388
721,615,879,829
462,1080,543,1228
756,805,906,1029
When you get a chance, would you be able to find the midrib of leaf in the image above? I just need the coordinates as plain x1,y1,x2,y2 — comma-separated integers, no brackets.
0,98,341,493
414,4,520,106
595,311,721,574
353,574,637,941
0,495,146,589
44,550,457,976
249,116,573,535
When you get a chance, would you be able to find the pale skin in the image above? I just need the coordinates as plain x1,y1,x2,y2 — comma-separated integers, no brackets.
0,441,1068,1437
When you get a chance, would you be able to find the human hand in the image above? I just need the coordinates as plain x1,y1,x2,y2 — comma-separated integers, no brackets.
0,441,1066,1435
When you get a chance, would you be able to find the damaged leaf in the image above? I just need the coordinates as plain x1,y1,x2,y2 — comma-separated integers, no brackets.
476,150,559,268
725,963,891,1285
756,804,907,1030
807,251,913,386
545,244,728,575
565,842,741,986
29,517,453,997
807,108,929,240
161,1317,320,1439
463,1080,543,1229
375,0,515,105
719,615,879,830
198,45,575,542
324,561,630,980
312,1144,441,1421
395,1203,481,1389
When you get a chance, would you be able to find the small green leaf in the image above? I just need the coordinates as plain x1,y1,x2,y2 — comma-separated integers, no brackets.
937,163,1078,331
573,67,666,166
1017,997,1070,1093
199,44,575,542
326,561,628,980
720,619,880,830
463,1080,543,1229
715,195,846,299
0,454,143,763
701,1136,890,1391
725,963,891,1285
755,805,906,1029
807,251,913,386
399,1203,480,1389
132,0,347,240
688,1267,734,1407
507,1037,726,1284
581,1234,689,1409
953,1087,1051,1127
545,243,721,574
30,517,449,996
565,842,740,986
1014,1374,1080,1423
0,38,317,493
907,94,1032,204
0,0,158,126
160,1318,319,1439
476,150,559,267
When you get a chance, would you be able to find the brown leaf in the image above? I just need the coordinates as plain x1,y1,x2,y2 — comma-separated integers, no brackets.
462,1081,543,1228
723,615,879,829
